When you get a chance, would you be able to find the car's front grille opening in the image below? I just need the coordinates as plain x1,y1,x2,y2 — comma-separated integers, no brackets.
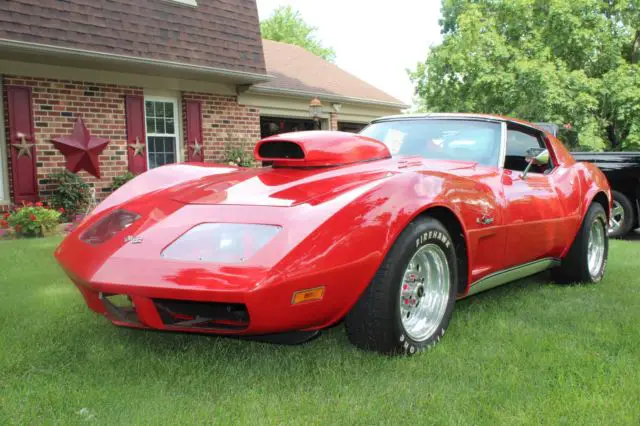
153,299,250,330
100,293,139,324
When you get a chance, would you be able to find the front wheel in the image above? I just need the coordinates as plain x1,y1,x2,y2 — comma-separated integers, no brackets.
553,203,608,284
345,217,458,355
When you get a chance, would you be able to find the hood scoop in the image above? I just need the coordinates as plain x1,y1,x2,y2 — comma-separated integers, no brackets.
254,131,391,168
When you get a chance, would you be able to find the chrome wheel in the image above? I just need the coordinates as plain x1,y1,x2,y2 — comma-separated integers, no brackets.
608,200,625,235
588,218,606,277
399,244,450,342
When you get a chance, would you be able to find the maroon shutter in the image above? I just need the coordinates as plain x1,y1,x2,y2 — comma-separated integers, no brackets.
6,86,38,203
185,100,204,162
125,95,147,173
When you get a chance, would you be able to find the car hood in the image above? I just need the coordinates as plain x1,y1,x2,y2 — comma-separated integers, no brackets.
165,157,475,207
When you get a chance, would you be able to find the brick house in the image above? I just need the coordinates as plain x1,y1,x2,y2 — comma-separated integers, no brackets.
0,0,405,206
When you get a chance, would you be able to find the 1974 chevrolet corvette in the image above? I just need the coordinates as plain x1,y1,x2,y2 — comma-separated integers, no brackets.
56,114,611,355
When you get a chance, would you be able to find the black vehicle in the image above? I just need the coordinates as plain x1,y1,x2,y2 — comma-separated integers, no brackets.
535,123,640,238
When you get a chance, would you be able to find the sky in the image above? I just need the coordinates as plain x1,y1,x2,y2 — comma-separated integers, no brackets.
256,1,444,106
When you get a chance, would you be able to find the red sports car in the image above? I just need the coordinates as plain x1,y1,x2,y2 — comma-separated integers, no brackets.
56,114,611,355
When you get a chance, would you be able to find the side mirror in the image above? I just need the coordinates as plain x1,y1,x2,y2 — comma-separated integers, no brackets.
521,148,549,179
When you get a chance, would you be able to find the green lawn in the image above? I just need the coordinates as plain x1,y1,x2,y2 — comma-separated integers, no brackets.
1,237,639,425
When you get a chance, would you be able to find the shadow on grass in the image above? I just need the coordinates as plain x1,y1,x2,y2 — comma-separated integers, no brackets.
75,270,556,365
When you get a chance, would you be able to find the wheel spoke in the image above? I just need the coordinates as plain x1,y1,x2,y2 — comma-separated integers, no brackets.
398,244,450,342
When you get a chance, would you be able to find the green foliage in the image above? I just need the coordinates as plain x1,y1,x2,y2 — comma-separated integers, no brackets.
261,6,336,62
5,203,61,237
47,171,91,221
223,144,254,168
112,172,136,191
410,0,640,151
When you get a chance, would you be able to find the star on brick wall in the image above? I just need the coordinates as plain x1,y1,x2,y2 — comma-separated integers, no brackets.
51,118,110,178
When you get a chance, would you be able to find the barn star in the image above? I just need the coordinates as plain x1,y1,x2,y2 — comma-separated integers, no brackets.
51,118,110,178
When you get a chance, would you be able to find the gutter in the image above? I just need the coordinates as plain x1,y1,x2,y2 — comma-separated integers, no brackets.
0,39,273,85
248,85,409,109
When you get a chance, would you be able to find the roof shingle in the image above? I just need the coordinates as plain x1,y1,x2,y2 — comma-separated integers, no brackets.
259,40,405,106
0,0,267,75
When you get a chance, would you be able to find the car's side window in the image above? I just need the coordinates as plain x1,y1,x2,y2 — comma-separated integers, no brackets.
504,125,550,173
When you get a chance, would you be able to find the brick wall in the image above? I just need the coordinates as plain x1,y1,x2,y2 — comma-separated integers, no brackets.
2,75,139,201
2,75,261,205
181,92,261,164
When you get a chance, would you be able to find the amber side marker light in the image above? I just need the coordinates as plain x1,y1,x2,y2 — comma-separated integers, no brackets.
291,287,325,305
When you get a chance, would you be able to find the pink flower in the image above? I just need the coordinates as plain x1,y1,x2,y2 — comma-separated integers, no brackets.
35,202,43,207
30,214,37,222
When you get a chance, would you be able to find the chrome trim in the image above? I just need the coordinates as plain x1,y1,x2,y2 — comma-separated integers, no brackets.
465,258,560,297
372,113,547,135
499,121,507,169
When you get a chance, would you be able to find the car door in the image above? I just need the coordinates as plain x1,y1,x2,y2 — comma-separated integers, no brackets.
501,123,567,268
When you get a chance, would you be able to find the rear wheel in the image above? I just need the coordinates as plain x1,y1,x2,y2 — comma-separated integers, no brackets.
345,217,457,355
609,190,635,238
554,203,608,284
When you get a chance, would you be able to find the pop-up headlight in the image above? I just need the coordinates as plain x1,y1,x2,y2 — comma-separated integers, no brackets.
80,210,140,245
161,223,281,264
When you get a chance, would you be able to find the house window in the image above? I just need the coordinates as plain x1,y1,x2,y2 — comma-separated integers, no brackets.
145,98,180,169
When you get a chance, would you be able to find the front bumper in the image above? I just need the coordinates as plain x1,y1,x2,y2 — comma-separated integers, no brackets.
59,258,349,336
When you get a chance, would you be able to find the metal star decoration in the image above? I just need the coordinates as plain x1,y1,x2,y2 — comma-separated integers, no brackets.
129,136,146,157
51,118,110,178
191,138,203,157
12,132,35,159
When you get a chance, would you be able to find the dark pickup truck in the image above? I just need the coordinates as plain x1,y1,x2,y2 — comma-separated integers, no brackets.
536,123,640,238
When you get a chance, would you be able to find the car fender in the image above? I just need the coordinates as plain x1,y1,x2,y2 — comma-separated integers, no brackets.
266,171,488,329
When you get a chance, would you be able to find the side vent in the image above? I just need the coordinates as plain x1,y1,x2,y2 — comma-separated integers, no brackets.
258,141,305,159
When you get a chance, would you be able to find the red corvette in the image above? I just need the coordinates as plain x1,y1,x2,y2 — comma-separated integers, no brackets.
56,114,611,355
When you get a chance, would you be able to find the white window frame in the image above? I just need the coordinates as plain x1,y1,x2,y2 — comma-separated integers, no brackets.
143,96,182,169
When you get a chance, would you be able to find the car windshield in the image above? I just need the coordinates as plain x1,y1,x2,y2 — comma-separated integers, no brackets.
360,119,502,167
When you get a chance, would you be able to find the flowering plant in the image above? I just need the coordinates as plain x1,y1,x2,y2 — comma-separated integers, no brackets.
5,202,62,237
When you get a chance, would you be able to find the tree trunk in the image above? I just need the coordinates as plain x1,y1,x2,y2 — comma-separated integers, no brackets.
632,30,639,64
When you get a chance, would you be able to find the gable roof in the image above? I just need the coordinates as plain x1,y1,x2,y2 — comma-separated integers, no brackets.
0,0,267,78
256,40,407,108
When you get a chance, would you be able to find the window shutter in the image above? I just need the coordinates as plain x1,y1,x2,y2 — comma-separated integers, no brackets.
185,100,204,162
125,95,147,173
6,86,38,202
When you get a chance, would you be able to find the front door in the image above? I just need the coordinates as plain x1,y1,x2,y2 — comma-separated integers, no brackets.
501,123,566,267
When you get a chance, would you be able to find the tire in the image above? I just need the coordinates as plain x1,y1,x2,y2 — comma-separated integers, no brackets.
345,217,458,355
609,190,635,238
553,203,608,284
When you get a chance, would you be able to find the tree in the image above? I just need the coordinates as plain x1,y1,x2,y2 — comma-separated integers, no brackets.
410,0,640,151
261,6,336,63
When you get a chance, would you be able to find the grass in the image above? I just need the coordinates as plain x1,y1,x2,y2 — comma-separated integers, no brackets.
1,236,639,425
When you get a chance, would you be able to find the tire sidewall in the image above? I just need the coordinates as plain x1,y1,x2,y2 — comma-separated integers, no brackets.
390,221,457,355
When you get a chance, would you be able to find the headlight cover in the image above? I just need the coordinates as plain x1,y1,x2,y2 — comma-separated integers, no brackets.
80,210,140,245
161,223,281,264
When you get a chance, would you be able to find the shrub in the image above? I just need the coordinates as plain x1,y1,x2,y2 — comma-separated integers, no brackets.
47,171,91,221
112,172,136,191
223,143,254,167
6,203,62,237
